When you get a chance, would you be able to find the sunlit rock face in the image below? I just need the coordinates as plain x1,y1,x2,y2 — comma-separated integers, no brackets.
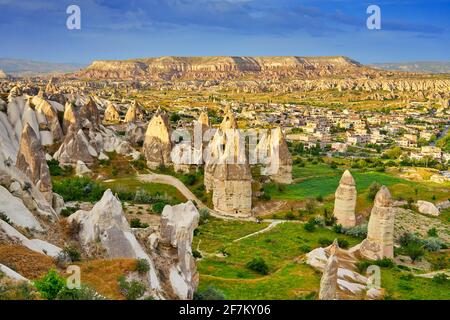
103,102,120,123
159,201,199,300
258,127,292,184
359,186,395,260
204,108,252,216
62,102,79,134
333,170,357,228
67,190,200,300
31,95,64,143
79,97,101,129
53,124,97,166
124,101,145,123
143,108,172,169
15,123,53,203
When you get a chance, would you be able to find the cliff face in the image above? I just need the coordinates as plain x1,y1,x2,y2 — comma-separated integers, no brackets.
75,56,376,80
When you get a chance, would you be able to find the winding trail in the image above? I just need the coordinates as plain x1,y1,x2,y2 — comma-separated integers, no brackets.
233,220,284,242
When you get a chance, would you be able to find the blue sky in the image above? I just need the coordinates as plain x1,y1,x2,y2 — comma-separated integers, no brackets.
0,0,448,64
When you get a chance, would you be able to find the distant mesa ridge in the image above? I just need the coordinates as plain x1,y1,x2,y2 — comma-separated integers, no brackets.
75,56,372,80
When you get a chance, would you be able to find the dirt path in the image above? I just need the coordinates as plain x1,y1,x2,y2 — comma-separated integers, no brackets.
233,221,284,242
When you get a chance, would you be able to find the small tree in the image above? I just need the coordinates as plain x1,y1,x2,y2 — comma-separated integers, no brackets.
305,199,316,214
367,182,381,201
33,269,66,300
246,257,269,275
404,243,425,263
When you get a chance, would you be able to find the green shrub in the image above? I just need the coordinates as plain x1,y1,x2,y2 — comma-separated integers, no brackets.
199,208,210,225
0,281,37,300
299,245,312,253
399,232,422,247
135,259,150,275
0,211,11,224
60,206,79,217
53,177,106,202
422,238,444,252
432,273,448,284
367,182,381,201
343,223,367,238
285,211,296,220
33,269,66,300
192,250,202,259
337,238,349,249
47,159,73,177
118,276,147,300
318,238,333,247
152,202,166,214
130,218,149,229
182,174,197,186
63,246,81,262
193,286,225,300
404,243,425,263
427,228,438,237
304,219,316,232
332,224,343,234
246,257,269,275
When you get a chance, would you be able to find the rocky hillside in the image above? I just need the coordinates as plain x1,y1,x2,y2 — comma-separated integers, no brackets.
74,56,382,80
0,70,8,79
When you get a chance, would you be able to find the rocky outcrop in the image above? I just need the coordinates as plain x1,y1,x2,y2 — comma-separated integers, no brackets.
53,124,97,165
319,243,339,300
15,124,53,203
416,200,440,216
333,170,357,228
31,95,64,143
359,186,395,260
0,220,61,257
259,127,292,184
204,108,252,216
0,69,8,79
67,190,200,299
124,101,145,123
62,102,79,134
125,122,146,146
75,56,375,81
0,185,43,231
307,240,382,300
159,201,199,300
75,160,92,177
143,108,172,169
79,97,100,129
103,102,120,123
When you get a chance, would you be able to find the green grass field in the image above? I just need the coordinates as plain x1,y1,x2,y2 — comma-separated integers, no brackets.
194,220,361,299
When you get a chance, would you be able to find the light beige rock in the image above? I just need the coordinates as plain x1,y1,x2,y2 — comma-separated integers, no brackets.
31,95,64,142
333,170,357,228
124,101,145,123
259,127,292,184
103,102,120,123
319,252,339,300
15,123,53,203
417,200,440,216
63,102,79,134
79,97,100,129
160,201,199,300
53,125,97,165
143,108,172,169
359,186,395,260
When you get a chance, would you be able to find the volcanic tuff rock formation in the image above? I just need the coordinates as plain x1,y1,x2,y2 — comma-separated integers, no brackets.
416,200,440,216
67,190,200,299
307,240,382,300
31,95,64,143
359,186,395,260
143,108,172,169
62,102,79,134
319,243,339,300
333,170,357,228
124,101,145,123
258,127,292,184
204,108,252,216
103,102,120,123
53,125,97,165
16,124,53,203
75,56,376,81
159,201,199,299
79,97,101,129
